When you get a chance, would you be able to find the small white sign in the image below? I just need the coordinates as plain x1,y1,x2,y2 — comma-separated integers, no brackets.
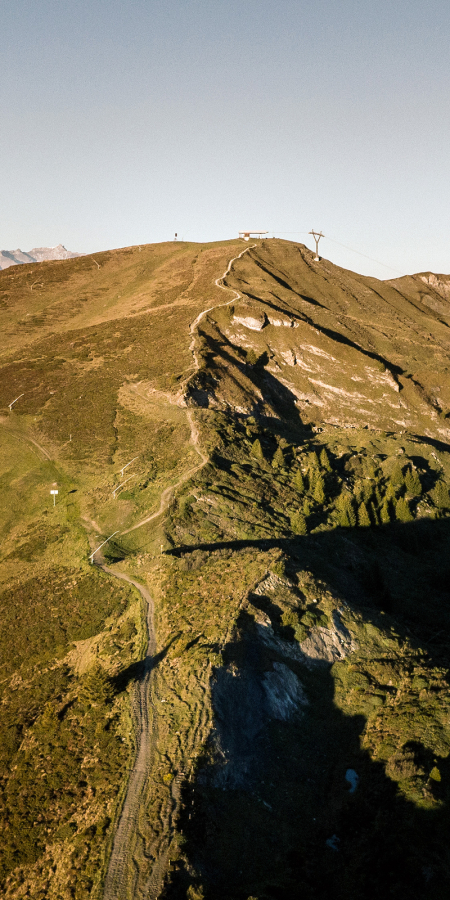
50,490,58,495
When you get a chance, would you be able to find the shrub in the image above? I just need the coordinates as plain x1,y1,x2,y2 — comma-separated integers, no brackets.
79,665,113,706
301,608,329,629
405,469,422,496
336,491,356,527
294,470,305,493
313,473,326,504
380,500,391,524
395,497,414,523
272,558,286,577
308,467,317,493
303,498,311,516
281,609,308,642
358,502,371,528
272,447,285,469
308,450,320,469
433,480,450,509
290,511,307,535
390,462,405,489
179,495,193,520
251,439,264,461
320,448,332,471
385,482,396,502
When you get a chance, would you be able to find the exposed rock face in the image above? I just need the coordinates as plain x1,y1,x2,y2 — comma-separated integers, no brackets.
299,610,355,664
262,662,308,720
419,272,450,299
267,314,294,327
0,244,82,270
232,307,267,331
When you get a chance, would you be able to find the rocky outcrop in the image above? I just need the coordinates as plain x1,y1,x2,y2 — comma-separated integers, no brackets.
233,306,267,331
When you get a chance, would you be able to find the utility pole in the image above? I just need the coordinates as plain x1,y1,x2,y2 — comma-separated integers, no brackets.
309,230,324,261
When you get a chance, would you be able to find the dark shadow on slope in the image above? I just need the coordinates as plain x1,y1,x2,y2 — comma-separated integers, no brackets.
111,639,176,693
162,517,450,900
167,518,450,652
242,254,310,299
189,327,306,425
410,433,450,455
229,253,404,378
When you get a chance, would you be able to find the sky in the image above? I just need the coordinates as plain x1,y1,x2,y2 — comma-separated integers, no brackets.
1,0,449,279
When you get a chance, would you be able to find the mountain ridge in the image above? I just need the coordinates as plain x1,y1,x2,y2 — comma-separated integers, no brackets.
0,243,82,270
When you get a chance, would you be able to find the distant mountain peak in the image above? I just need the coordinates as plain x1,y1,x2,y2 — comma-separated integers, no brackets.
0,244,82,270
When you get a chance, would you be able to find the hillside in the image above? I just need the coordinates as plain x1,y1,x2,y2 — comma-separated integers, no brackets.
1,239,450,900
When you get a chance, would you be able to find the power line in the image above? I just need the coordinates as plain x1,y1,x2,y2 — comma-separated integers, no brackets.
268,230,404,276
323,235,404,276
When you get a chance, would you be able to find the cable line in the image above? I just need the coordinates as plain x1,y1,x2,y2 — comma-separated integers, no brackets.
268,230,404,276
323,235,404,276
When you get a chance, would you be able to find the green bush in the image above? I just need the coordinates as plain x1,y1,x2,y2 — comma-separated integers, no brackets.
390,462,405,489
380,500,391,524
281,609,309,642
79,665,114,706
272,558,286,577
358,502,371,528
272,447,285,469
294,470,305,493
290,511,307,535
320,448,332,471
301,608,329,629
433,480,450,509
385,482,396,502
395,497,414,523
336,491,356,527
251,438,264,461
405,469,422,496
313,473,326,504
308,450,320,469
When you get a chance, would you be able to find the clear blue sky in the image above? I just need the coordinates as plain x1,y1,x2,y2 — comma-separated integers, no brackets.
1,0,449,278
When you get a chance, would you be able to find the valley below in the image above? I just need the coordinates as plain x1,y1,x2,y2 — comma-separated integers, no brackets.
1,238,450,899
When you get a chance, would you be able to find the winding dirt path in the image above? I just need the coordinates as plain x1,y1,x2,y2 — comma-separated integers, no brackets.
101,568,157,900
121,243,254,537
189,243,255,371
102,243,254,899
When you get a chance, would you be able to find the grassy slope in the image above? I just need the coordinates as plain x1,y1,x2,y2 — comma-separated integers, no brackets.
1,239,450,899
0,240,243,899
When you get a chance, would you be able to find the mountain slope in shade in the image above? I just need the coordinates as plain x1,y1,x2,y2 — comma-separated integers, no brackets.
0,243,82,270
